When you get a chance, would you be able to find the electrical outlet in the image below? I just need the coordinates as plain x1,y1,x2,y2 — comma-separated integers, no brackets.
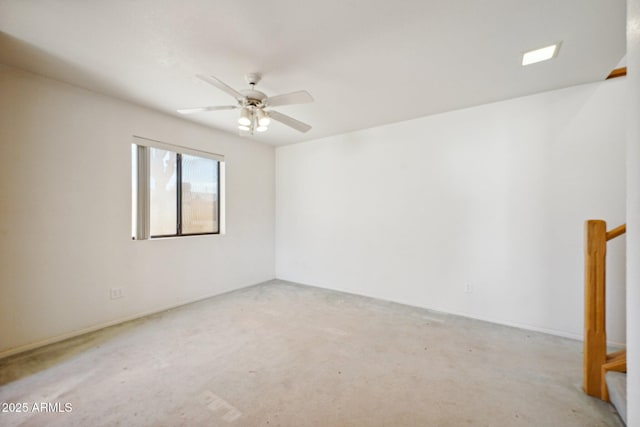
110,287,124,299
464,283,473,294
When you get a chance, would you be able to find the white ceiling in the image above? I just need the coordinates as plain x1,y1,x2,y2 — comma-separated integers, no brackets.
0,0,626,146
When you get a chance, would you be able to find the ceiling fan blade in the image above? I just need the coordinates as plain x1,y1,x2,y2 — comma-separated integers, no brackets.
196,74,245,101
268,110,312,133
177,105,238,114
265,90,314,107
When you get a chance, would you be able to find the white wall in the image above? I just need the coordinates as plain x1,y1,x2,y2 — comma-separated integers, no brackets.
0,64,275,356
276,79,627,343
626,0,640,424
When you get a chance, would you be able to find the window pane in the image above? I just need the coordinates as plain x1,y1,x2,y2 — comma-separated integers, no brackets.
181,154,218,234
149,147,177,236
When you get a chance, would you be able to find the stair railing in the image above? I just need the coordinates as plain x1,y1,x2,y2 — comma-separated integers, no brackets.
583,220,627,401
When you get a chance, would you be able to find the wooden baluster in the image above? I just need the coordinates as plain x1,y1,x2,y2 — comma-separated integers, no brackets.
583,220,607,398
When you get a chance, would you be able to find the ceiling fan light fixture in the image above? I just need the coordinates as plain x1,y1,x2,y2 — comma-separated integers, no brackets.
257,108,271,127
180,73,313,135
238,107,252,126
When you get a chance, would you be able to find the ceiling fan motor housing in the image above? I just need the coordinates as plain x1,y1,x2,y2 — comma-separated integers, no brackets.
241,89,267,107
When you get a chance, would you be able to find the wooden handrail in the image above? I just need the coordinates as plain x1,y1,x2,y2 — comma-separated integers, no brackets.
606,67,627,80
583,220,626,401
606,224,626,241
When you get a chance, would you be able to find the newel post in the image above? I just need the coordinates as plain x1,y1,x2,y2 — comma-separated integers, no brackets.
583,219,607,398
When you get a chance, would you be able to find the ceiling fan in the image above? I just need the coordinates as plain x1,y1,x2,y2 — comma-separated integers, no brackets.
178,73,313,134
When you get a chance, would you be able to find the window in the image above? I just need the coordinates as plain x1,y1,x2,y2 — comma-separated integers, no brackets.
132,137,223,239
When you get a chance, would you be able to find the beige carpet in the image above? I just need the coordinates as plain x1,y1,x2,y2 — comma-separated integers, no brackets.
0,280,623,426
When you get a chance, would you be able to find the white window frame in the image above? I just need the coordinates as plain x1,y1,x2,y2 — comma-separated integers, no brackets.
132,135,225,240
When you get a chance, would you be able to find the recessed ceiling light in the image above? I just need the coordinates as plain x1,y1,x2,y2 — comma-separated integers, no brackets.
522,43,561,66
